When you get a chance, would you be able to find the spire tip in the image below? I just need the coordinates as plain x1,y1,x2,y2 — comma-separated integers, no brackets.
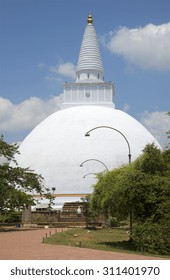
87,14,93,24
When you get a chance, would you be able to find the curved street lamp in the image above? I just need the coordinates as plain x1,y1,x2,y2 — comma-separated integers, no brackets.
85,126,131,165
80,158,109,171
85,125,132,233
83,172,97,178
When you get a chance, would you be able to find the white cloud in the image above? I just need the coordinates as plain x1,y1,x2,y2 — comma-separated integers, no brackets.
122,103,130,112
39,61,76,80
103,22,170,70
0,95,63,132
140,111,170,148
0,97,13,121
56,62,76,79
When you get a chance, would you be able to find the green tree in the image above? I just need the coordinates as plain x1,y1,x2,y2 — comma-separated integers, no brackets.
135,143,167,174
132,220,170,255
91,167,132,224
81,195,99,228
132,144,170,254
0,135,45,212
91,143,170,254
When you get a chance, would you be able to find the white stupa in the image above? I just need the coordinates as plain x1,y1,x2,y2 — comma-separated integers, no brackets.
15,15,160,207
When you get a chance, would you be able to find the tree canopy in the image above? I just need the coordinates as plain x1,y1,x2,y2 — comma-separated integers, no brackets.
0,135,45,211
90,143,170,254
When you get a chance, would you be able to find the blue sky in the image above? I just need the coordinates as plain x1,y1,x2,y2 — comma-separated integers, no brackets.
0,0,170,147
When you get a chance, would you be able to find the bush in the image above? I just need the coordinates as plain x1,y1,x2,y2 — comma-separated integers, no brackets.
107,216,120,227
0,211,22,223
132,221,170,255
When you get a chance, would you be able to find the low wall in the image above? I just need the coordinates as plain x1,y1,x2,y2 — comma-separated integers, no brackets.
31,211,60,223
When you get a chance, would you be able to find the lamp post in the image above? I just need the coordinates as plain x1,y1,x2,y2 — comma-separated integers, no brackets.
85,126,131,165
80,158,109,172
52,187,56,193
83,172,97,178
85,125,132,233
48,187,56,223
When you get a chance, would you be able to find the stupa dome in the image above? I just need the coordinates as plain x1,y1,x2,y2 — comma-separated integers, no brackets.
15,105,160,196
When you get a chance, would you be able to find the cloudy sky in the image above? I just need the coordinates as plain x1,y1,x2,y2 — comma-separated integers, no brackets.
0,0,170,148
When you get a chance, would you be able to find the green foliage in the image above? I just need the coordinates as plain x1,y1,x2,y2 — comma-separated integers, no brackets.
44,188,55,208
0,135,45,212
91,168,130,220
81,195,99,227
135,143,167,175
0,135,18,163
0,211,22,223
132,221,170,255
107,216,120,227
90,143,170,255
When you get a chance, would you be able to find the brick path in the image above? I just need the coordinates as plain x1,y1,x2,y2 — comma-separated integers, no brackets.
0,228,167,260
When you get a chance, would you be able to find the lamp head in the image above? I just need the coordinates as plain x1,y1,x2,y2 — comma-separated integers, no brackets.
85,132,90,137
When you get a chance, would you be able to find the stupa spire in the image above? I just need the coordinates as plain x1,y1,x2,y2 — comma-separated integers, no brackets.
63,14,114,109
76,14,104,83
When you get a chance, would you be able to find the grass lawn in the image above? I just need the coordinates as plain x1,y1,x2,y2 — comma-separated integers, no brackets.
44,227,138,253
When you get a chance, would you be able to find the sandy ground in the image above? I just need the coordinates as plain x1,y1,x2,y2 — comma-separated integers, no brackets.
0,228,167,260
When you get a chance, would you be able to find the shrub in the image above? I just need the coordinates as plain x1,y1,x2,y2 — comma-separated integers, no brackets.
132,221,170,255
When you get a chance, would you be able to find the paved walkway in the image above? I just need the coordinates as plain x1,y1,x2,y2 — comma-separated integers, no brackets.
0,228,167,260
